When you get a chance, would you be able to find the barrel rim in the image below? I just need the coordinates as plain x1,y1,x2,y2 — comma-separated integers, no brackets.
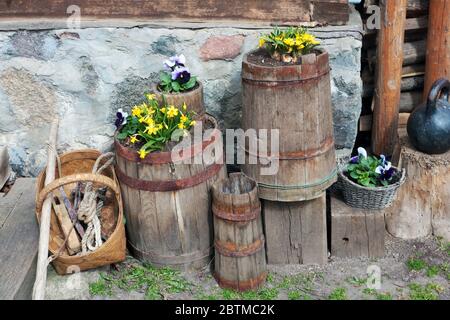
242,47,328,71
151,80,203,98
115,113,219,164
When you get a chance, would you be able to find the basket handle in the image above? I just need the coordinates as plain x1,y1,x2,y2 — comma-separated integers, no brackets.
36,173,120,213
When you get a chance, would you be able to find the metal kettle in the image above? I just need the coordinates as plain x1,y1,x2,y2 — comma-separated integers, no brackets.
407,78,450,154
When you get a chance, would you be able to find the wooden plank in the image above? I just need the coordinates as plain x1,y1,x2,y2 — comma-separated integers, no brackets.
331,196,385,258
371,0,408,156
0,178,32,227
423,0,450,99
0,0,349,25
310,0,349,25
52,198,81,255
0,178,38,300
263,194,327,265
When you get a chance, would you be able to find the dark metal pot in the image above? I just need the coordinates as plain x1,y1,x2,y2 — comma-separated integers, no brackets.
407,78,450,154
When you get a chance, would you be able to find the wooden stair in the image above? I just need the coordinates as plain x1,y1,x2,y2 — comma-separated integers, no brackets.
0,178,38,300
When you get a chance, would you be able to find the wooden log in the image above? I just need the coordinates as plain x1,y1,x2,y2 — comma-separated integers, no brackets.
263,193,327,265
0,178,38,300
363,76,424,98
400,91,422,112
241,49,337,202
423,0,450,100
51,198,81,255
384,131,450,240
371,0,408,156
0,0,350,25
212,173,267,291
32,119,58,300
367,40,426,69
331,196,385,258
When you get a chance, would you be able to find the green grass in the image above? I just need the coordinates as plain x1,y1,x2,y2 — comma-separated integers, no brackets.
89,276,112,296
436,236,450,256
288,290,311,300
406,257,427,271
346,276,367,287
363,288,392,300
328,288,347,300
88,263,191,299
408,283,443,300
219,286,279,300
426,265,440,278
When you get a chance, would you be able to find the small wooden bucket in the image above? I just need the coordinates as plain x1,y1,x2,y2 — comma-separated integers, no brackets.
35,149,126,275
212,172,267,291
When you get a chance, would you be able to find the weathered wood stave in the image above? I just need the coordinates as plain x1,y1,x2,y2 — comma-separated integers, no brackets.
151,82,205,116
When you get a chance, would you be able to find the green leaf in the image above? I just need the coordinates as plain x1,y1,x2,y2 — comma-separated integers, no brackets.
117,131,128,140
160,72,171,84
171,81,181,92
182,76,197,90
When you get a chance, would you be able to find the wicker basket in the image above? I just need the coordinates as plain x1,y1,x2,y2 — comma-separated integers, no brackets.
35,149,126,275
338,167,406,210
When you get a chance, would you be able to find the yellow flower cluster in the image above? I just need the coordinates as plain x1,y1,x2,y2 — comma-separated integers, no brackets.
259,27,320,60
117,93,196,159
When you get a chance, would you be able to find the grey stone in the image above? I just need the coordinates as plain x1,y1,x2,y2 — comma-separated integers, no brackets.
151,35,179,56
7,31,58,60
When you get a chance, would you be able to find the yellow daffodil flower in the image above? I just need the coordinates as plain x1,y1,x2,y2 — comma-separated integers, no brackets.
144,123,159,135
132,106,142,117
138,148,149,159
178,122,186,129
167,106,179,118
190,120,196,126
130,135,139,144
259,38,265,48
182,103,187,111
283,38,295,47
160,107,166,114
146,93,156,101
145,117,155,126
180,115,188,123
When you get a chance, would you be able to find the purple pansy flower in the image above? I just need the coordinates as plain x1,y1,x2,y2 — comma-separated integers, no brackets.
376,154,394,180
171,66,191,84
115,108,128,128
350,156,359,164
163,54,186,70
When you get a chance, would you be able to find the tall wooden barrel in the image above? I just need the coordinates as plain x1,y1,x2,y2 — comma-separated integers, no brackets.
241,49,337,202
115,114,226,270
212,173,267,291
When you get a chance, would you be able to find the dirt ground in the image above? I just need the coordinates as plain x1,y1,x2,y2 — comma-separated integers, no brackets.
46,234,449,300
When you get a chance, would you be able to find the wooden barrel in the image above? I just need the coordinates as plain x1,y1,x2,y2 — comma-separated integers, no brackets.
115,114,226,270
212,172,267,291
241,49,337,202
151,81,205,116
35,149,126,275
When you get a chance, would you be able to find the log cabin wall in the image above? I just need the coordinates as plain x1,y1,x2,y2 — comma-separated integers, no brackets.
0,0,350,25
357,0,429,152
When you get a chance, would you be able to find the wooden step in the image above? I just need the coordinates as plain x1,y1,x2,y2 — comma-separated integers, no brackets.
330,195,385,259
0,178,38,300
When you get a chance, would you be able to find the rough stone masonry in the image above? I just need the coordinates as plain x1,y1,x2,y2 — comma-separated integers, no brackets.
0,7,362,176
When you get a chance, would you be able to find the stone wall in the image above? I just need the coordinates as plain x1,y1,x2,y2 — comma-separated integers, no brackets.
0,7,362,176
